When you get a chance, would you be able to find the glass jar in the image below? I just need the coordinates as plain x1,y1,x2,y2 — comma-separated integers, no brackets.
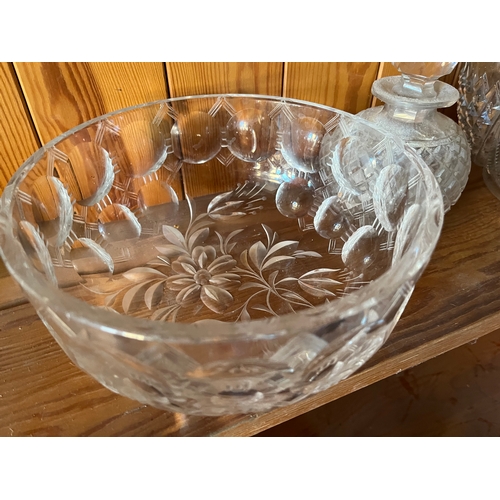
359,63,471,212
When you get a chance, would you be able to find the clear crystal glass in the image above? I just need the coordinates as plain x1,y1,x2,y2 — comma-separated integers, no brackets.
457,62,500,199
0,95,444,415
359,63,471,212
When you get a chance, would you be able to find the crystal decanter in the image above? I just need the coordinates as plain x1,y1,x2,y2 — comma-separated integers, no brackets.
358,62,471,211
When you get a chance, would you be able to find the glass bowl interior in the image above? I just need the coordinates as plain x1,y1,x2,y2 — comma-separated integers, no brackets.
0,94,444,415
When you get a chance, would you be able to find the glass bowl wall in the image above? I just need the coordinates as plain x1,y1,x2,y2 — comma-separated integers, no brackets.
0,95,444,416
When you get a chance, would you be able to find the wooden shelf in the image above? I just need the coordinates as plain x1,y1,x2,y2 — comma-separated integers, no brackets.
1,166,500,437
258,326,500,436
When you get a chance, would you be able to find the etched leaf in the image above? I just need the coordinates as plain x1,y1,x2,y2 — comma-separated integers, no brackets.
180,262,197,274
189,218,213,235
249,240,267,269
123,267,167,282
277,277,298,284
240,307,251,321
207,191,248,220
297,268,343,298
268,270,279,288
301,277,343,286
104,291,121,306
207,255,237,275
151,307,169,321
261,255,295,270
214,212,246,220
170,307,180,322
251,304,275,315
213,272,241,281
156,244,189,259
215,231,225,253
188,227,210,250
264,240,299,260
147,256,171,266
224,229,245,249
200,285,234,313
299,268,341,279
239,282,268,291
176,283,201,306
186,195,196,222
122,282,150,314
151,305,179,321
227,228,245,241
281,290,314,305
209,275,240,289
207,191,233,213
213,200,245,211
293,251,322,258
262,224,274,248
162,225,186,247
166,274,195,291
239,249,251,270
298,280,338,298
144,281,164,309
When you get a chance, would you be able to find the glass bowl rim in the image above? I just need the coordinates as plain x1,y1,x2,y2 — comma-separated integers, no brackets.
0,93,444,344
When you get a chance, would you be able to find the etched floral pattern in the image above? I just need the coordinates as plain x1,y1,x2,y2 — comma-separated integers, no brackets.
230,224,345,320
84,188,361,322
166,246,240,313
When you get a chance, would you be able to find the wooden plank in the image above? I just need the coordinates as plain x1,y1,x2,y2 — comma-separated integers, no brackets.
166,62,283,97
283,62,380,114
0,264,83,312
370,61,399,107
0,62,40,194
0,274,26,311
260,327,500,436
13,63,183,199
166,63,283,198
14,63,169,143
2,166,500,436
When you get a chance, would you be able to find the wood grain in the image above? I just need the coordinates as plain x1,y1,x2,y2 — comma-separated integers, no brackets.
14,63,169,143
284,62,380,113
166,63,283,197
2,166,500,436
12,63,183,198
0,62,40,194
166,63,283,98
260,327,500,436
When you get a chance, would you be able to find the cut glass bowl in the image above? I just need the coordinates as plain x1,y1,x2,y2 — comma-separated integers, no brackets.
0,95,444,416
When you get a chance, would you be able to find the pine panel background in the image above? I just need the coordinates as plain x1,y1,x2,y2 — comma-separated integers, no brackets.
0,62,463,197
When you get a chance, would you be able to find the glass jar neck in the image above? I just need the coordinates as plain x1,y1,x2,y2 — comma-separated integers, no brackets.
381,103,438,124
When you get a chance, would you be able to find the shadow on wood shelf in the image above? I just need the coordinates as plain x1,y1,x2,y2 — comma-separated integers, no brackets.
259,327,500,437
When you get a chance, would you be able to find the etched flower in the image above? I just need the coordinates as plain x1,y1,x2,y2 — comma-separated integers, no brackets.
166,245,240,313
